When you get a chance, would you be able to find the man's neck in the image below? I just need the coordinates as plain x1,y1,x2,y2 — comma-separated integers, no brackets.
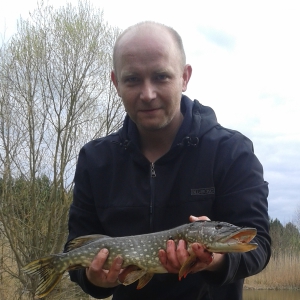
138,113,184,162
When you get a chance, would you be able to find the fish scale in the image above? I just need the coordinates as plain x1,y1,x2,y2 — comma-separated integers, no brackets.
22,220,258,298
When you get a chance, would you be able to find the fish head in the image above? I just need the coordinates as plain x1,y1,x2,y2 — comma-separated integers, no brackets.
185,220,258,253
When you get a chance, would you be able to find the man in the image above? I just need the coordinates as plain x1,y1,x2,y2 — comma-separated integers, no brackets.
67,21,270,300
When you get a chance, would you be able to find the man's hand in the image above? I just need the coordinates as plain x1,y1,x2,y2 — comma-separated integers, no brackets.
158,215,225,276
86,248,123,288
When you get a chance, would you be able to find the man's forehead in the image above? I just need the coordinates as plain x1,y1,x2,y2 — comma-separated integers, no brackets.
117,32,174,65
117,25,172,52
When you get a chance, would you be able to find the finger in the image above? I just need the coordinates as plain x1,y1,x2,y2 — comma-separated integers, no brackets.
176,240,190,266
166,240,181,270
181,243,213,273
106,256,123,283
89,248,109,272
158,249,167,266
191,243,214,264
86,249,110,285
189,215,210,222
159,240,181,273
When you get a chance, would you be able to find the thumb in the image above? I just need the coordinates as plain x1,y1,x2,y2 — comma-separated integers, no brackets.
189,215,210,222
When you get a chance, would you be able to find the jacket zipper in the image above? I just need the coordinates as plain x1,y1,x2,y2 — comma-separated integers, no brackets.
149,162,156,231
150,162,156,178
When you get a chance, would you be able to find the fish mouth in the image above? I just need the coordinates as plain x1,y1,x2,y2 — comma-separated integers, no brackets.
208,228,258,253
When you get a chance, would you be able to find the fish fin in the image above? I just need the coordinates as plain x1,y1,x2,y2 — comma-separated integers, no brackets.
137,273,154,289
123,269,148,286
22,255,64,298
178,254,197,280
66,234,109,252
118,265,140,283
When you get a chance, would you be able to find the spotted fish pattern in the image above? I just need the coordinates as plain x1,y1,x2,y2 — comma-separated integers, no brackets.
22,220,257,298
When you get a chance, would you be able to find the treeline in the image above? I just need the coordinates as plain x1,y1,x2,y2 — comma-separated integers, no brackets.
269,218,300,255
0,1,124,299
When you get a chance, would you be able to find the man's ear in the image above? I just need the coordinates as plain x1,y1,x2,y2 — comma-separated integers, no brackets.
111,70,120,95
182,64,192,92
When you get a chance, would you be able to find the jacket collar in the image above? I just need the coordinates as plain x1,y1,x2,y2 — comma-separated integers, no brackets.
118,94,219,152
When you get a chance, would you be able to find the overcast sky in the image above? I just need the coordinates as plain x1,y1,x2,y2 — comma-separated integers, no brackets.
1,0,300,224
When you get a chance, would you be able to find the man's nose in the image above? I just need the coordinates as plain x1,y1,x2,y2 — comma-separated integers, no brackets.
140,80,156,101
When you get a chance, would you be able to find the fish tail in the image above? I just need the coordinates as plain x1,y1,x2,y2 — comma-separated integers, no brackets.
22,255,64,298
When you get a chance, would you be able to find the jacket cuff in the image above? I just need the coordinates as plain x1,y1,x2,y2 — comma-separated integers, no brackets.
201,253,240,287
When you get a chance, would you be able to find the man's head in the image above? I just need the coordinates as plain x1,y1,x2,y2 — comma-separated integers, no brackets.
111,21,192,133
113,21,187,76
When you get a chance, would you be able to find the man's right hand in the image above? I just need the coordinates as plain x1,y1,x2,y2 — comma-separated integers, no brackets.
86,248,123,288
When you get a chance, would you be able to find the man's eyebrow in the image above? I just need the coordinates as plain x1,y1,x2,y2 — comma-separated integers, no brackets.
154,69,170,74
121,72,137,77
119,69,171,79
119,72,139,79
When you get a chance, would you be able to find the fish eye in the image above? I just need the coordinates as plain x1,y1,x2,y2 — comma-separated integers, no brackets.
215,224,223,230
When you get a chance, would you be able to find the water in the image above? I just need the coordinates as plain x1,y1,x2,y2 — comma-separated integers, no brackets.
243,289,300,300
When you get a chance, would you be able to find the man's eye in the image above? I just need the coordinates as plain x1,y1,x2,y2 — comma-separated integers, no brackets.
125,77,139,83
156,74,168,81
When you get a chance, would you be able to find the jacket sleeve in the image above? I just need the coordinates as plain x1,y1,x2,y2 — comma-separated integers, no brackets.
65,145,117,299
201,130,271,286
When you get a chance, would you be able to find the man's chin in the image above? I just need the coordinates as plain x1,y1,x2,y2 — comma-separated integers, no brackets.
137,121,169,132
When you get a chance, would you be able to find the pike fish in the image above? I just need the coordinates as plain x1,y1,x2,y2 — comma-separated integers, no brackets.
22,220,257,298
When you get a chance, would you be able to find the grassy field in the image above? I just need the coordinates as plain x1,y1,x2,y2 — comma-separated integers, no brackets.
244,252,300,290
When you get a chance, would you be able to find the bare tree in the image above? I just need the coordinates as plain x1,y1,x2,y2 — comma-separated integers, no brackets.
0,1,124,298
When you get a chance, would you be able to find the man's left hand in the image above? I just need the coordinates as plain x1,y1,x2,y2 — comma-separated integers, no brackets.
158,215,225,275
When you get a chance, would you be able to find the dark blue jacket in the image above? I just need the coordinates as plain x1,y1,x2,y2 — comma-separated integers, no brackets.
67,95,270,300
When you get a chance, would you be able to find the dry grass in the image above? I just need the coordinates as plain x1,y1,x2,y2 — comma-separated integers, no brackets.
245,252,300,290
0,233,90,300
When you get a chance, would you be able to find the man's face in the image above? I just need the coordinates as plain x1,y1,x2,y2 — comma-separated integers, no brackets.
112,27,191,133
